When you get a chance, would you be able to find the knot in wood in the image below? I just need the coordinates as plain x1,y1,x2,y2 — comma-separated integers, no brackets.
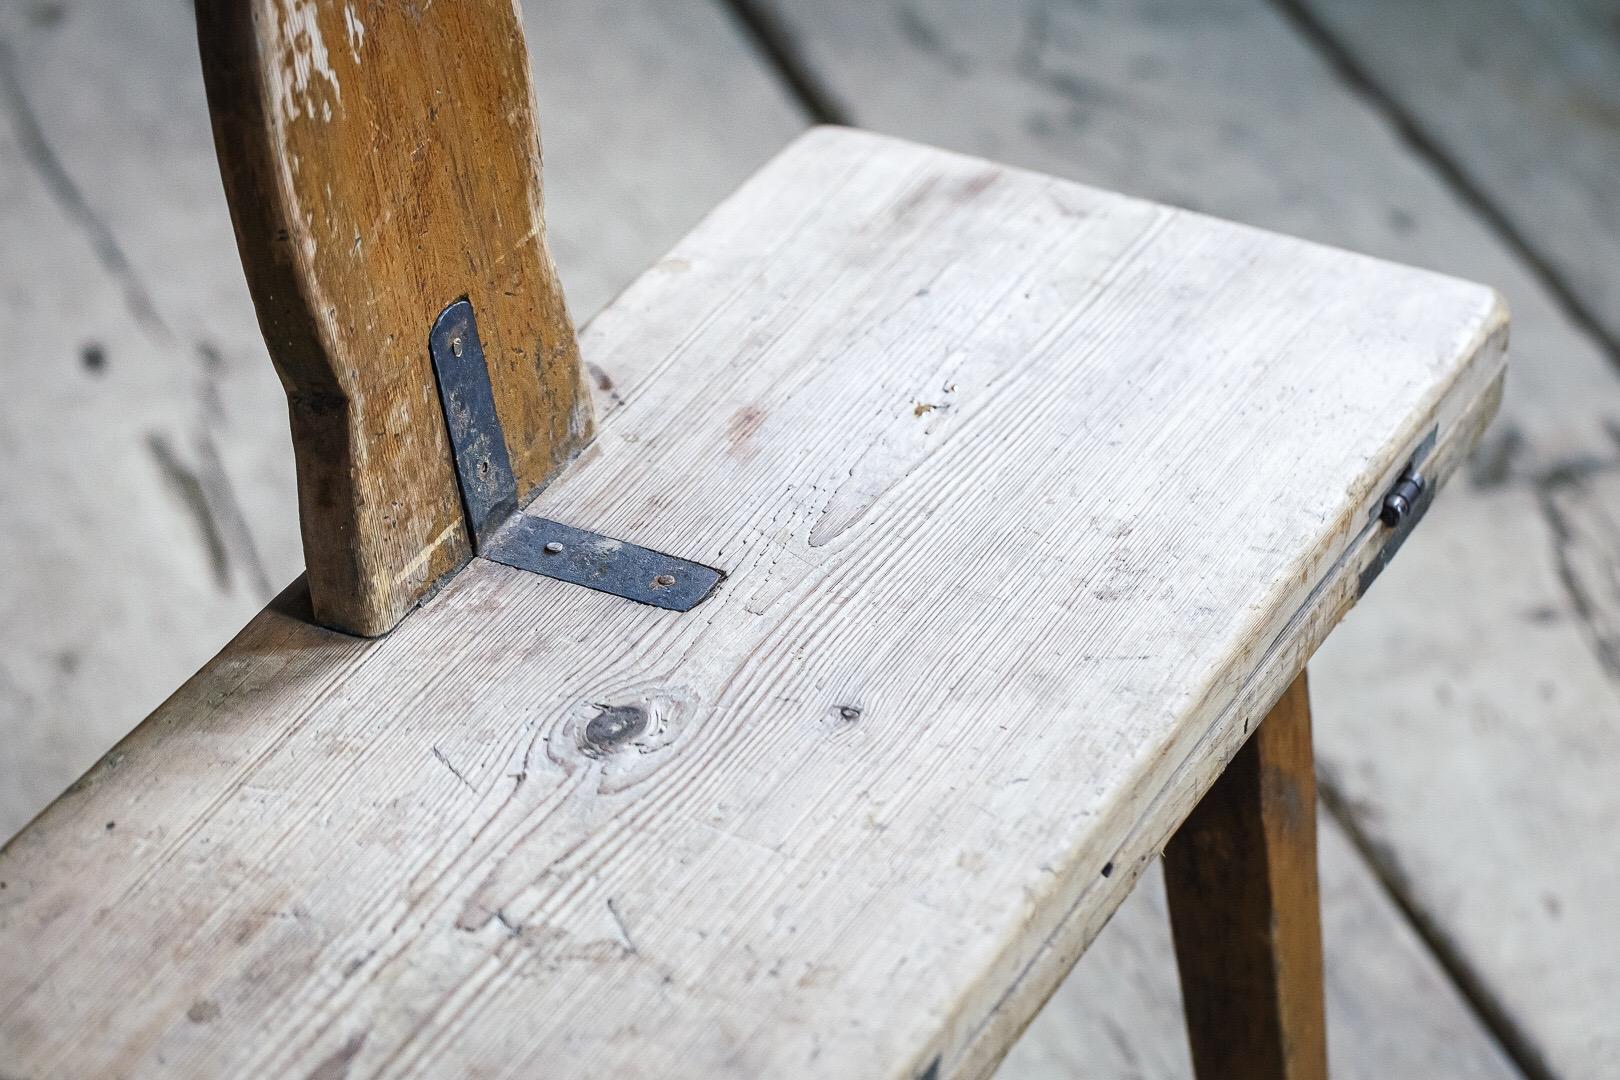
583,705,648,755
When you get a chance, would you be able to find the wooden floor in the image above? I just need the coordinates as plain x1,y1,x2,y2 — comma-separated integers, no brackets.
0,1,1612,1077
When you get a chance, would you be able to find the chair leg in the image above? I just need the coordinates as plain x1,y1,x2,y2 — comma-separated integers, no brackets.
1164,671,1328,1080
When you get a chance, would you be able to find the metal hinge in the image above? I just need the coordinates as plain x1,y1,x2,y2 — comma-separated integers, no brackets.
1357,426,1437,598
429,299,722,611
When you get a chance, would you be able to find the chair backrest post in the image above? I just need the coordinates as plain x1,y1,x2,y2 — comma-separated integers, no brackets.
195,0,590,636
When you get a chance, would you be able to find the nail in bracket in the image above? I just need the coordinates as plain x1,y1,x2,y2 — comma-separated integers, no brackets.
429,299,722,612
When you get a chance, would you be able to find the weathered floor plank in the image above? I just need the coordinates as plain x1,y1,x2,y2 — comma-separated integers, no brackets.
1000,815,1524,1080
0,0,804,840
1292,0,1620,353
743,2,1620,1074
0,7,281,838
522,0,808,319
1271,7,1620,1064
1320,480,1620,1079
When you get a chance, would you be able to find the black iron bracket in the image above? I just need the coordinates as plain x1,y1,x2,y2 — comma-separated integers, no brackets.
429,299,722,612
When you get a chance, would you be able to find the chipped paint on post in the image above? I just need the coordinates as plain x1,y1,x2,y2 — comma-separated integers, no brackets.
274,0,342,123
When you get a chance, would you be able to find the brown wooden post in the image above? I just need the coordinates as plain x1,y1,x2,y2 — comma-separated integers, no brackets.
1165,671,1329,1080
195,0,590,635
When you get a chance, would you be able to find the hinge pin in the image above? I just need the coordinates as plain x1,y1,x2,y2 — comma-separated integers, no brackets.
1379,470,1426,527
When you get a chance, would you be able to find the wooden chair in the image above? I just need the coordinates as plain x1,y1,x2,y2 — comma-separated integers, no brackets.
0,4,1506,1077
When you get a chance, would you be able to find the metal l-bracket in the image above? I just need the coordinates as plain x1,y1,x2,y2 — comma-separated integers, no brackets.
429,299,722,612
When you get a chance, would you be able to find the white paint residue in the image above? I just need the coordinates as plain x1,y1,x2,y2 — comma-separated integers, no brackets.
343,4,367,64
274,0,343,123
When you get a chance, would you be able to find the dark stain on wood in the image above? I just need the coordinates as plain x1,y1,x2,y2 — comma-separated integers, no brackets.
588,361,623,406
186,999,220,1024
728,404,768,457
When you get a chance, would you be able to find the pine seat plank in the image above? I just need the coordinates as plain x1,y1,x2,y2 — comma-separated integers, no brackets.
0,127,1505,1079
744,4,1610,1073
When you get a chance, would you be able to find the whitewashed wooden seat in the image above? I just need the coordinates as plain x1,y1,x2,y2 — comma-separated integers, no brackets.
0,5,1505,1079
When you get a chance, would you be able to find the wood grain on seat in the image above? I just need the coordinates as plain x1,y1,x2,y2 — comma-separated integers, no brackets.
0,128,1505,1079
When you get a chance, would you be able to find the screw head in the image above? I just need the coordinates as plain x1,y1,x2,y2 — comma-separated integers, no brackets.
653,574,677,587
450,336,464,357
543,541,564,555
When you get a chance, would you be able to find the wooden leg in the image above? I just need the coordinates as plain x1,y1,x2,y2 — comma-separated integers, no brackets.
1164,671,1328,1080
